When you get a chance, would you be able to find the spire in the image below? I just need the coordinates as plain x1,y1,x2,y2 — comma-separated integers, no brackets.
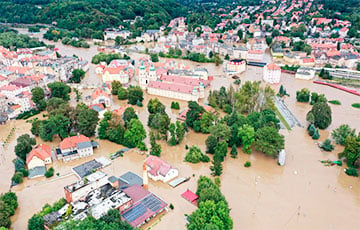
150,62,155,71
140,60,145,70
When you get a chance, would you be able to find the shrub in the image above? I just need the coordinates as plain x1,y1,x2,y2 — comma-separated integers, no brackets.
296,88,310,102
45,167,54,178
12,172,23,184
185,146,204,163
352,103,360,109
137,142,148,151
320,139,334,151
328,100,341,105
223,104,232,114
171,101,180,110
312,128,320,140
201,154,210,162
185,145,189,150
345,168,358,177
244,161,251,167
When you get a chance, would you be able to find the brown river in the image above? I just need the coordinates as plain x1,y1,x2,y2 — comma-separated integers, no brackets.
0,28,359,230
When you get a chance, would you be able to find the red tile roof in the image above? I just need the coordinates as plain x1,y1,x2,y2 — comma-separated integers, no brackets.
145,155,173,177
181,189,199,203
59,135,90,150
91,89,110,100
148,81,195,94
266,63,280,70
26,144,51,165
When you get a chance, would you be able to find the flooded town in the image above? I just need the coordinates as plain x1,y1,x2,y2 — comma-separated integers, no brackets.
0,0,360,230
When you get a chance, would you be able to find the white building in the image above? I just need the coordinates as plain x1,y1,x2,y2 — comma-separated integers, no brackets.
263,63,281,84
56,135,98,162
138,62,157,90
225,59,246,74
145,156,178,183
91,89,111,107
295,67,315,80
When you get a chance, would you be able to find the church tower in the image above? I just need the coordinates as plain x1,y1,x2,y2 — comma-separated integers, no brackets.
139,60,148,89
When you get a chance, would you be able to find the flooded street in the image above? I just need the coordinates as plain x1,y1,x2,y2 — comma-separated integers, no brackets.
2,29,360,229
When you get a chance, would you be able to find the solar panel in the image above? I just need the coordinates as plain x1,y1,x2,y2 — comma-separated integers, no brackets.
141,195,162,212
122,203,146,223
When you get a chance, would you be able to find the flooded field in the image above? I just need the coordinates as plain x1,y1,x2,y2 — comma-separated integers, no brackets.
2,29,360,230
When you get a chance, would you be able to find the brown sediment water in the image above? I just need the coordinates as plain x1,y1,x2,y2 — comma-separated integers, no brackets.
2,31,360,229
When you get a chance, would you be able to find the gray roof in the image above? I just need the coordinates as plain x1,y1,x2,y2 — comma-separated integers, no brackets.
0,69,13,76
119,171,143,189
108,176,118,183
43,211,61,225
28,166,46,178
76,141,92,149
72,159,103,178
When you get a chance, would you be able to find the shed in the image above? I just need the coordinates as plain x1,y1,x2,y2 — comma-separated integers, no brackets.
181,189,198,206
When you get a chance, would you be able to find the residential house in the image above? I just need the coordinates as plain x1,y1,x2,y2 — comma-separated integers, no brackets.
145,155,178,183
91,89,111,107
26,144,52,178
56,135,99,162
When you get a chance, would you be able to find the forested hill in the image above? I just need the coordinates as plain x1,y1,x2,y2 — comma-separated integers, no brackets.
0,0,188,38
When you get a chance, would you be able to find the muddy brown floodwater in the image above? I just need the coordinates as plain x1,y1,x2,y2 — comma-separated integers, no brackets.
2,30,360,229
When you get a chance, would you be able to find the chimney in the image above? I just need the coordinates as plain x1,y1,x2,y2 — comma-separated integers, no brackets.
142,161,148,190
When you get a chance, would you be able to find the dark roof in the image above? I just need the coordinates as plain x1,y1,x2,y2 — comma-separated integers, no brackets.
28,166,46,178
72,159,103,178
76,141,92,149
43,211,61,225
108,176,118,183
119,171,143,189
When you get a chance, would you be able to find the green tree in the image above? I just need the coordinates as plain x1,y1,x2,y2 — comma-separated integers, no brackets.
205,135,217,154
127,86,143,105
199,112,215,134
115,36,125,45
117,87,128,100
28,214,44,230
185,146,205,163
47,82,71,101
168,123,177,146
77,108,99,137
230,144,238,158
150,53,159,62
312,128,320,140
111,81,122,95
238,124,255,154
123,107,138,128
307,102,332,129
70,69,85,83
321,139,334,151
214,141,228,162
237,30,243,40
124,119,146,148
266,36,273,46
254,126,284,157
14,134,36,161
175,121,186,144
186,101,205,128
149,132,161,156
210,159,223,176
331,124,356,145
209,123,231,142
31,87,46,111
296,88,310,102
342,134,360,168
